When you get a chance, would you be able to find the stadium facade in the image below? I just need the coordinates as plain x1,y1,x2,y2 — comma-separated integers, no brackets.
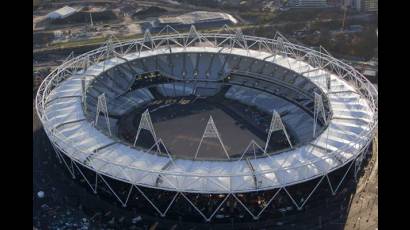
35,25,378,223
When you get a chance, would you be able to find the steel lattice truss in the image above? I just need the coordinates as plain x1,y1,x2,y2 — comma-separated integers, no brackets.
265,110,293,151
95,93,111,136
133,109,158,148
195,116,230,160
35,25,378,222
313,92,327,137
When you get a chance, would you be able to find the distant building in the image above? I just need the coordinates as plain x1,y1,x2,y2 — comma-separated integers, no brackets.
327,0,343,7
363,0,378,12
346,0,377,12
363,69,377,77
222,0,242,7
133,6,168,19
353,0,362,11
286,0,328,8
362,69,377,83
348,24,363,32
342,0,358,9
143,11,238,32
331,24,363,34
47,6,116,25
47,6,79,20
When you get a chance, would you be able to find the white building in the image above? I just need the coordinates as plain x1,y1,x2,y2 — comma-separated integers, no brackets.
287,0,328,8
347,0,377,12
147,11,238,31
47,6,78,20
363,0,378,12
343,0,361,11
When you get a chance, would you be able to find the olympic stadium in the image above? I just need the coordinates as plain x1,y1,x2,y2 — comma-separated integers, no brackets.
35,25,378,225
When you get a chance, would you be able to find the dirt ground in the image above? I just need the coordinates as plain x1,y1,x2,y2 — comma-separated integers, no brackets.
344,134,378,230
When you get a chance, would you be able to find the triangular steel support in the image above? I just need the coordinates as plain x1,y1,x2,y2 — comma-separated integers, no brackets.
79,54,91,72
274,31,289,43
179,192,208,220
133,109,158,147
274,31,289,52
204,194,231,222
123,39,142,56
63,51,75,64
194,116,229,159
255,188,283,218
86,52,100,68
326,74,332,91
108,35,124,55
134,185,179,217
158,25,180,36
95,93,112,136
274,31,298,58
81,76,87,113
264,110,293,152
216,24,235,34
258,39,273,53
50,143,63,164
72,161,97,193
185,25,200,46
275,36,287,57
146,138,177,168
214,24,235,47
119,166,179,216
62,52,78,75
284,176,326,210
307,52,322,69
354,153,365,181
231,193,258,219
320,45,332,57
185,25,209,47
104,37,115,58
51,144,75,178
142,29,155,51
238,140,264,161
157,26,184,48
231,28,248,50
313,92,327,137
97,174,129,207
98,37,122,72
326,159,355,195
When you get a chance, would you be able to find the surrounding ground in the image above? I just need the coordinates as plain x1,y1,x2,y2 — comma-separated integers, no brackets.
344,133,378,230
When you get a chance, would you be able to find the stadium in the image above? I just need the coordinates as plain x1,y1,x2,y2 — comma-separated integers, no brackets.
35,25,378,225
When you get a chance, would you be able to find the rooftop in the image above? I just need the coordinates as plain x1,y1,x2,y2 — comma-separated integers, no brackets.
47,6,78,19
157,11,238,25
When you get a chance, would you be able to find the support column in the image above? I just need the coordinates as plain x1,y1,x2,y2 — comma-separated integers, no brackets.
133,109,159,149
313,92,327,137
194,116,229,159
95,93,112,136
264,110,293,152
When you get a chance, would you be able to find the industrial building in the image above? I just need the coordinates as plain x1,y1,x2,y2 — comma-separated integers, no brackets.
286,0,329,8
47,6,79,20
344,0,378,12
363,0,378,12
143,11,238,32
